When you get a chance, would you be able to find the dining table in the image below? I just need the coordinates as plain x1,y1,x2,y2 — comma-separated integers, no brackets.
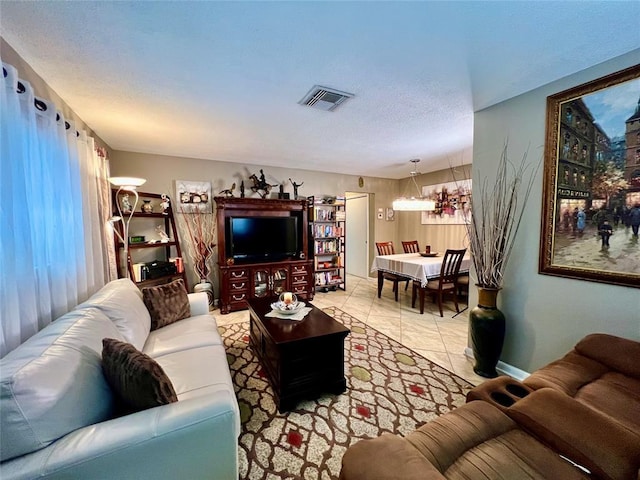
372,251,471,294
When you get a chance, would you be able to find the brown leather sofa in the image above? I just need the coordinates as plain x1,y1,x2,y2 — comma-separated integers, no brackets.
340,334,640,480
523,333,640,435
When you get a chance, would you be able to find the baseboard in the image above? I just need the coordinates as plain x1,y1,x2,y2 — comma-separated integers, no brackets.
464,347,530,381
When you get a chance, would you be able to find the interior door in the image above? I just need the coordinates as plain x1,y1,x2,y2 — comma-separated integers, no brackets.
345,193,370,278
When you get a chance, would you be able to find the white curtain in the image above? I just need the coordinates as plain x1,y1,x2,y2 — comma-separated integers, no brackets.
0,62,110,357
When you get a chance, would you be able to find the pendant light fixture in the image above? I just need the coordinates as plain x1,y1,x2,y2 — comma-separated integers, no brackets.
392,159,436,211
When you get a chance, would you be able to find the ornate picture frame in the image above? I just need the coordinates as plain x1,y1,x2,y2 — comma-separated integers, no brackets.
539,64,640,288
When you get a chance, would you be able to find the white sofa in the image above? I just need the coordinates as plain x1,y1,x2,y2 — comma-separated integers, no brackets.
0,279,240,479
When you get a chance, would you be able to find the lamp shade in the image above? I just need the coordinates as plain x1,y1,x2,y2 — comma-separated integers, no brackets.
109,177,146,189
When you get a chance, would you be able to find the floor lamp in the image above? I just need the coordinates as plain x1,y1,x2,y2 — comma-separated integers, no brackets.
109,176,146,279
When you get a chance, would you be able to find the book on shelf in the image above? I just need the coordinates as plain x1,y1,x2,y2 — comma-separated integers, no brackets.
315,271,344,286
313,225,343,238
132,263,148,282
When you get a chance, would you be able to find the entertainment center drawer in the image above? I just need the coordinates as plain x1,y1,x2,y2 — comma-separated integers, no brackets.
229,268,250,280
291,264,310,275
292,284,309,295
229,292,248,308
292,274,309,286
229,280,248,292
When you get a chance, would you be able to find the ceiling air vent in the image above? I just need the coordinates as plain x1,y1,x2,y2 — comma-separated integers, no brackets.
299,85,354,111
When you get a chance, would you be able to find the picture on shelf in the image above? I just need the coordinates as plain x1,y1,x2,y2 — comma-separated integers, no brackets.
175,180,212,213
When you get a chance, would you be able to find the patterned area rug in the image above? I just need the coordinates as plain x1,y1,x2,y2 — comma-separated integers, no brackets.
221,307,472,480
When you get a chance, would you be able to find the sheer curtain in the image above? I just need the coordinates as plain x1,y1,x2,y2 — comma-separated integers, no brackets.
1,61,110,357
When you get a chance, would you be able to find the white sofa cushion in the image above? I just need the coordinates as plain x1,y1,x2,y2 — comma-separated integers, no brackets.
0,308,122,461
143,314,222,358
154,344,241,436
75,278,150,350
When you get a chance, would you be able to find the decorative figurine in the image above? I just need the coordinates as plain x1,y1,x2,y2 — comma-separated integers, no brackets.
277,184,290,199
249,169,276,198
141,200,153,213
219,182,236,197
156,225,170,243
121,193,132,214
160,194,171,214
289,178,304,199
240,180,245,198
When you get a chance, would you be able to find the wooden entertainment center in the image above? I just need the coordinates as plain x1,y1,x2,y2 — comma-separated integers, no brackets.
215,197,315,314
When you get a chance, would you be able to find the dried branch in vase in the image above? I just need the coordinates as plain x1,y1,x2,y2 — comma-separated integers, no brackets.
455,142,539,290
177,206,216,282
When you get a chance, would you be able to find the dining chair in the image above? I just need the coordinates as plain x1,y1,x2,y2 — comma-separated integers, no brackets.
401,240,420,253
411,248,466,316
375,241,409,301
457,272,470,297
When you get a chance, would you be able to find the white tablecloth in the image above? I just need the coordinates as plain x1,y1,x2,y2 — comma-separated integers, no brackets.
372,252,471,287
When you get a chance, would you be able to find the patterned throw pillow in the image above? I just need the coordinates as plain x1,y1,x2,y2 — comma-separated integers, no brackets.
142,279,191,331
101,338,178,412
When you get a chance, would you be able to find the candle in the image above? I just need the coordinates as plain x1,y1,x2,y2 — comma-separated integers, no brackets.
425,245,431,254
283,292,293,304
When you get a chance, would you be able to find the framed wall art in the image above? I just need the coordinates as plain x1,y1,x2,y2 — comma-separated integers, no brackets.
539,64,640,288
420,179,472,225
386,207,395,221
175,180,212,213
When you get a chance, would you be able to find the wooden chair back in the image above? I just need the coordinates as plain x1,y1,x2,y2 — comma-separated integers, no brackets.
376,241,395,256
439,249,467,285
402,240,420,253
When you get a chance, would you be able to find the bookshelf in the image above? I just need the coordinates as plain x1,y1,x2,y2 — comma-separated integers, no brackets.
311,196,346,292
111,189,188,289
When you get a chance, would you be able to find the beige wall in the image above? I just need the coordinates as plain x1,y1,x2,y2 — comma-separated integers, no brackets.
110,150,401,290
473,49,640,373
110,151,474,291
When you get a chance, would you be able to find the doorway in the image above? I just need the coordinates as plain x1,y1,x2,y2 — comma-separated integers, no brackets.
345,193,371,279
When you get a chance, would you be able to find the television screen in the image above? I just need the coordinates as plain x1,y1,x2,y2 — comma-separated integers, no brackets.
228,216,299,262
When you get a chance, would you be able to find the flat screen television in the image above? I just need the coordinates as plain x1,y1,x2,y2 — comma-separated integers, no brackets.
226,216,299,263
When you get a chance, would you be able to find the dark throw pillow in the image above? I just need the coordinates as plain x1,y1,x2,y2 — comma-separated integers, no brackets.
142,279,190,331
102,338,178,412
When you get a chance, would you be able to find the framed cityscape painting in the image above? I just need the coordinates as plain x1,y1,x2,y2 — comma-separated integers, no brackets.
539,64,640,288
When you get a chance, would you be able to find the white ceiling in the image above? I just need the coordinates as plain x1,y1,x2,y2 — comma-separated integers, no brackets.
1,1,639,179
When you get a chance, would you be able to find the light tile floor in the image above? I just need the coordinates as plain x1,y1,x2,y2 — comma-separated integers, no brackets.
214,274,487,386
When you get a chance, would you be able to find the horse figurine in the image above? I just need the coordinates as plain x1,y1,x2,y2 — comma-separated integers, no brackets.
249,169,276,198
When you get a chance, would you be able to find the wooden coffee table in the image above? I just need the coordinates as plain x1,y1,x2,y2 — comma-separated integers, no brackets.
247,297,350,412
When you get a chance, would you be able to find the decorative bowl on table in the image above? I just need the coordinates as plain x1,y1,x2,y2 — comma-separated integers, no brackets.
420,252,439,257
271,293,304,315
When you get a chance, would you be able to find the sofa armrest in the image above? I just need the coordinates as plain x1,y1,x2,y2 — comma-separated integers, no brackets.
508,388,640,480
188,292,209,316
339,434,446,480
0,391,239,480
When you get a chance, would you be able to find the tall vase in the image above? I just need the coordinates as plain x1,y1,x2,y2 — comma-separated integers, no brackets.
194,279,214,311
469,287,506,378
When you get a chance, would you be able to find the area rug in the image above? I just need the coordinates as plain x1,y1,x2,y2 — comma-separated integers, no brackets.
220,307,472,480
